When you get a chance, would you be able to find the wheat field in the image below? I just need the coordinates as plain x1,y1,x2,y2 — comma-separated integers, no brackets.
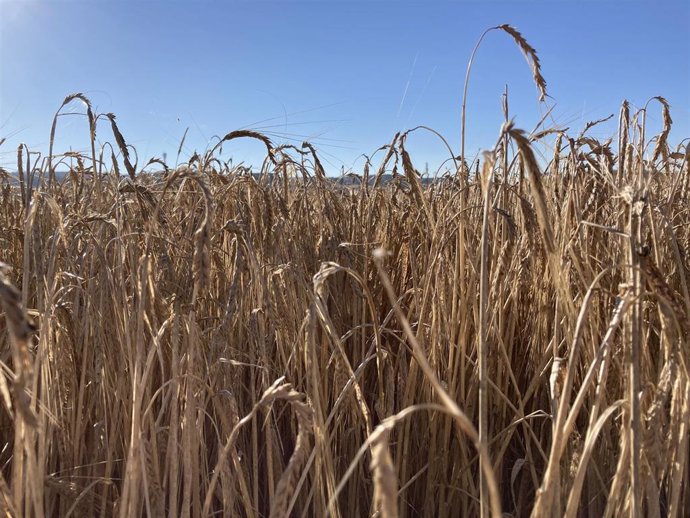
1,26,689,518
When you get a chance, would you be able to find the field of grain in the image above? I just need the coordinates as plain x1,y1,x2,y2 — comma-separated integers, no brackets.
1,27,689,518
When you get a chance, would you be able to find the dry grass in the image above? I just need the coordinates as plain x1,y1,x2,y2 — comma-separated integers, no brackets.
1,26,690,518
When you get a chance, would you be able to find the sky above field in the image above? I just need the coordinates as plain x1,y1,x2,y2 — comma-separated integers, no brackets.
1,0,689,174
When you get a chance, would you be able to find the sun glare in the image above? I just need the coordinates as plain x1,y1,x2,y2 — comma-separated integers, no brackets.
1,0,35,27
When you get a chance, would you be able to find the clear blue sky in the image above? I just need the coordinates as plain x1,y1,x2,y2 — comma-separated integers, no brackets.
1,0,689,174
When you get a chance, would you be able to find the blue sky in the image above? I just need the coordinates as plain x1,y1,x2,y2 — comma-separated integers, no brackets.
1,0,688,174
